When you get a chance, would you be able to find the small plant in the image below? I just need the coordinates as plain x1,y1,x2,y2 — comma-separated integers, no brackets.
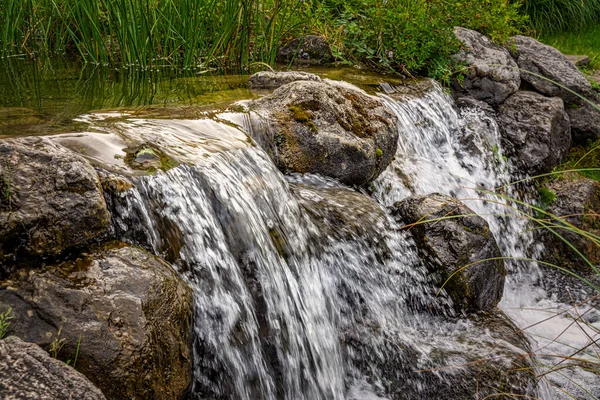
66,333,82,368
49,327,67,359
0,307,13,339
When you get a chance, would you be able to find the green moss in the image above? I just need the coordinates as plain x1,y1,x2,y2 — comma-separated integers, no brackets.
288,104,317,132
375,148,383,158
538,187,557,209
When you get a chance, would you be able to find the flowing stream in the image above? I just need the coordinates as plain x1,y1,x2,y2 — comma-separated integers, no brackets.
92,82,600,399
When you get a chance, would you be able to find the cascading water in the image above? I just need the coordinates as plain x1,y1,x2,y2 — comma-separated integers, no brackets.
373,83,600,399
85,80,599,399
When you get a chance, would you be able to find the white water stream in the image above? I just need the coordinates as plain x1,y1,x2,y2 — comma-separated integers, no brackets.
84,81,600,399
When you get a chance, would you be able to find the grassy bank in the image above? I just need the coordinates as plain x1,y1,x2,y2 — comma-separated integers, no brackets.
539,25,600,70
0,0,525,77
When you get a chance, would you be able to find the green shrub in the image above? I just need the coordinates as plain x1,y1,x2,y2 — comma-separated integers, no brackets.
300,0,525,79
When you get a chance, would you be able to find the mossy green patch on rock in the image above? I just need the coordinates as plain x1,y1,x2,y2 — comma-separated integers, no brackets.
124,144,179,173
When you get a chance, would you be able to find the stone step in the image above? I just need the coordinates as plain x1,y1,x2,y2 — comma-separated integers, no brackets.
565,54,591,67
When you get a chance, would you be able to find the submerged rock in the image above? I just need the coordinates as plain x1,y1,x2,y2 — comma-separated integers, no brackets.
541,175,600,272
249,80,398,185
497,91,571,174
291,181,390,255
0,336,106,400
452,27,520,106
0,137,110,275
247,71,322,90
345,311,536,399
0,244,193,400
391,193,506,313
511,35,599,104
276,35,334,66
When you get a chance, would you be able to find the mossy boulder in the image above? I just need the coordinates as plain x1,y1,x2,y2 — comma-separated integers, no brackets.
391,193,506,313
0,137,111,276
249,80,399,186
0,336,106,400
0,244,193,400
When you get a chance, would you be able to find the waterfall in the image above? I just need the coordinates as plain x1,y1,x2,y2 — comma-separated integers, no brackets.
373,83,600,399
100,82,598,399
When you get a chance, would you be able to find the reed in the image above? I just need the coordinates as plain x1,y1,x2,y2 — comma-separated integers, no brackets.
0,0,304,70
522,0,600,34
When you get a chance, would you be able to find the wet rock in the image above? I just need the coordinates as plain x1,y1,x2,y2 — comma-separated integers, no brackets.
249,80,398,186
511,35,599,104
276,35,334,66
452,27,520,106
345,311,535,400
0,244,193,400
541,175,600,272
247,71,322,90
291,182,389,254
391,193,506,313
0,336,106,400
566,103,600,144
0,137,111,274
497,91,571,174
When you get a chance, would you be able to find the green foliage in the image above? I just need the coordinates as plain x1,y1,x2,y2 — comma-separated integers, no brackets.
0,307,12,339
521,0,600,34
301,0,525,78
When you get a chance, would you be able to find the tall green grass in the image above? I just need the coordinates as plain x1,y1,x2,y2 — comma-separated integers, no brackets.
0,0,526,75
522,0,600,34
0,0,304,70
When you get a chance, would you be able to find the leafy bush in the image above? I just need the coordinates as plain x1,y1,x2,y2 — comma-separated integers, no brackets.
300,0,526,79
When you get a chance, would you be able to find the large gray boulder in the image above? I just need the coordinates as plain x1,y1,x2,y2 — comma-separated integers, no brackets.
0,336,106,400
391,193,506,313
511,35,599,104
247,71,322,90
0,137,110,274
497,91,571,174
542,175,600,272
566,103,600,145
0,245,193,400
249,80,398,185
276,35,334,66
511,35,600,144
452,27,521,106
